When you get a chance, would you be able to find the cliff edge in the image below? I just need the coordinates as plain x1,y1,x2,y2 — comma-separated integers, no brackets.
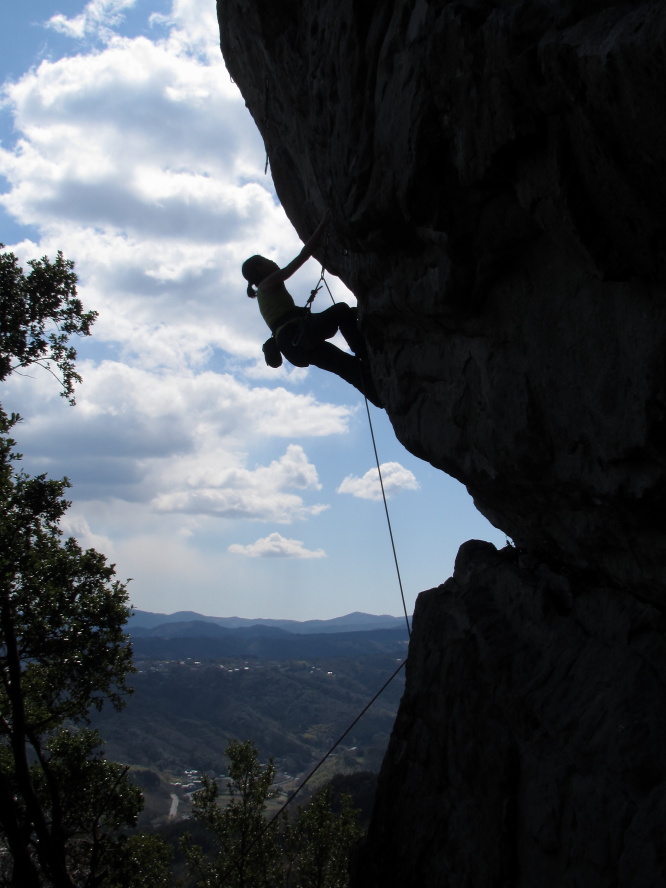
217,0,666,883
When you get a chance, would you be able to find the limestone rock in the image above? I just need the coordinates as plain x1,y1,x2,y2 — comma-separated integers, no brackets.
217,0,666,882
354,540,666,886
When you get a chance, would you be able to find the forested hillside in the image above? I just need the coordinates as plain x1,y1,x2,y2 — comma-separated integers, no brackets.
94,652,405,777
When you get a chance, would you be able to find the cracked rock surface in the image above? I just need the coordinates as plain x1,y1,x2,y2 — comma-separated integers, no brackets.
354,540,666,887
218,0,666,882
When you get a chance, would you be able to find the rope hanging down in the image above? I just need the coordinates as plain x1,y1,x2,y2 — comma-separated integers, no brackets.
363,394,412,639
309,262,412,638
268,657,406,820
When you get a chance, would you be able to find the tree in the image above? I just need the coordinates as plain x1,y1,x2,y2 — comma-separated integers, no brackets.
185,740,364,888
0,246,96,403
97,833,173,888
183,740,283,888
0,248,170,886
285,786,362,888
0,408,145,887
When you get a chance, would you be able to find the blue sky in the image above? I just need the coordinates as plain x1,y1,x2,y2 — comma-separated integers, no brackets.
0,0,506,621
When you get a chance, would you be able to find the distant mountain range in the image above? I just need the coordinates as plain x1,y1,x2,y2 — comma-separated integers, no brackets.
128,609,407,636
126,610,411,661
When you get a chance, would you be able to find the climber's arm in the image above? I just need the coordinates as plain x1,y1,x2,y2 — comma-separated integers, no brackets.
260,210,330,289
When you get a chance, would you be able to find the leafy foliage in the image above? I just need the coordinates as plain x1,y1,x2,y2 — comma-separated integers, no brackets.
323,772,378,829
0,410,144,887
183,740,282,888
95,657,402,776
0,251,169,886
98,833,173,888
0,415,134,720
183,740,363,888
285,786,362,888
0,246,96,403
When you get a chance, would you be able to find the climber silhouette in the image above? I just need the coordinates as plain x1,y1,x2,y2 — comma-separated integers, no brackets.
242,212,383,407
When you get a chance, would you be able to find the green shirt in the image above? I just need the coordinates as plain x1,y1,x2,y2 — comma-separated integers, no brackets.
257,280,296,332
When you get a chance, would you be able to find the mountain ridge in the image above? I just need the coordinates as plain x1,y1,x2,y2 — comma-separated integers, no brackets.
128,609,406,635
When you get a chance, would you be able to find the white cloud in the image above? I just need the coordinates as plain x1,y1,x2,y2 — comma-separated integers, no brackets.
337,462,420,501
60,512,115,557
47,0,138,42
229,532,326,559
153,444,327,523
0,17,326,374
0,39,265,226
0,0,377,618
152,0,230,67
2,360,351,515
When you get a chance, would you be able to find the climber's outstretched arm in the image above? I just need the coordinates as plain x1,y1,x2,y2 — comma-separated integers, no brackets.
260,210,330,288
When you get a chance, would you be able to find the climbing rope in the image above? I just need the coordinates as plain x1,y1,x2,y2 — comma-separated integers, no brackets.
268,657,406,819
304,268,336,310
308,262,412,638
362,393,412,639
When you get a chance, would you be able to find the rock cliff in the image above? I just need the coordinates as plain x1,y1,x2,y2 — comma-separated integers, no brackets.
217,0,666,883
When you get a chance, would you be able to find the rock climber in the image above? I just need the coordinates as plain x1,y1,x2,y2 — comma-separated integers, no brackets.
242,212,383,408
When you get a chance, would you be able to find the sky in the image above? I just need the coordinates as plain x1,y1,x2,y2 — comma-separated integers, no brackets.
0,0,506,621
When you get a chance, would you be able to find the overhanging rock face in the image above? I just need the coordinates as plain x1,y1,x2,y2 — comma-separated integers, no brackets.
218,0,666,883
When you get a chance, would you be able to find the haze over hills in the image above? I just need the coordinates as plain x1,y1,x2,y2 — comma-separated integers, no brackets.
129,609,407,635
126,610,410,660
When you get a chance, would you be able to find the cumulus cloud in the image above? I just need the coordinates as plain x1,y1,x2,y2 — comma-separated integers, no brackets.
47,0,138,41
153,444,328,522
151,0,230,66
2,360,350,515
0,0,309,374
337,462,420,501
0,0,368,616
60,513,115,556
0,46,269,267
228,532,326,559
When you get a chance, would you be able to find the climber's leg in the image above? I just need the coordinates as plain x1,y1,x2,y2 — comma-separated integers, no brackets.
307,304,367,357
309,342,383,408
277,321,382,407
